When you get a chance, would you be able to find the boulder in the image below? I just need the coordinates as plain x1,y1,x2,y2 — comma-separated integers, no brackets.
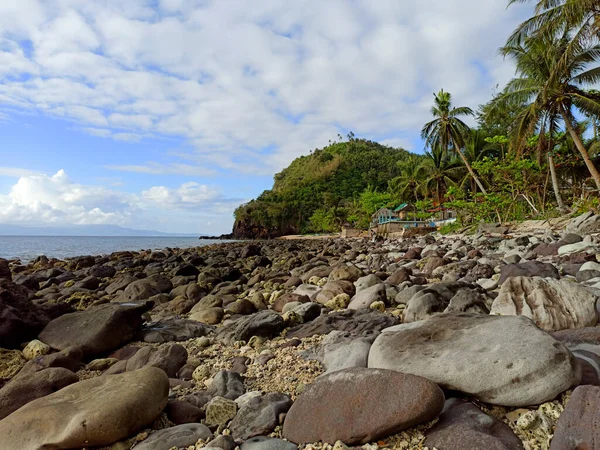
287,309,397,339
305,330,375,374
550,385,600,450
0,367,79,420
118,344,188,378
216,310,285,345
368,313,580,406
39,302,151,358
491,277,599,332
138,318,214,344
282,368,444,445
241,437,297,450
425,399,524,450
348,283,386,310
558,242,597,256
230,392,292,440
0,367,169,450
134,423,212,450
328,264,363,282
208,370,245,400
499,261,559,284
0,280,50,349
566,212,600,234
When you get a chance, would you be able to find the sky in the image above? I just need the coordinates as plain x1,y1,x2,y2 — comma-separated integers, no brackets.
0,0,533,235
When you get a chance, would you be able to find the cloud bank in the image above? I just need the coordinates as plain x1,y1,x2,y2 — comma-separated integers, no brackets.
1,0,531,175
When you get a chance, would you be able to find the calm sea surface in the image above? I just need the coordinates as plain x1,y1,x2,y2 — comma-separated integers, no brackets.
0,236,227,261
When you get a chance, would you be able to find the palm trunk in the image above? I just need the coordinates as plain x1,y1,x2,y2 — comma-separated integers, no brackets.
548,154,566,213
455,148,487,195
562,111,600,191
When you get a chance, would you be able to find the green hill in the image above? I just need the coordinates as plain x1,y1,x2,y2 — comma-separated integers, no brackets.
232,138,411,238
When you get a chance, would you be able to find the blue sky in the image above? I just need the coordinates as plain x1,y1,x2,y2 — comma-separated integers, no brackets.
0,0,531,235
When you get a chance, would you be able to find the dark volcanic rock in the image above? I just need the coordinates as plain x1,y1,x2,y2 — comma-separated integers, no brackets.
424,399,524,450
0,280,50,349
282,368,444,445
39,302,151,358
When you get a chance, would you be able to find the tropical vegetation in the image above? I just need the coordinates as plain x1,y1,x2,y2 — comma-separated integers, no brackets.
233,0,600,237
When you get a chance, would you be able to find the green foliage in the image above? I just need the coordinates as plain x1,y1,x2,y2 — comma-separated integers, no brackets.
438,221,463,235
233,137,411,237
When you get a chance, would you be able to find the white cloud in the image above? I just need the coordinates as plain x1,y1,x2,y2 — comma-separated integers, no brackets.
0,0,533,176
0,167,41,178
0,170,238,233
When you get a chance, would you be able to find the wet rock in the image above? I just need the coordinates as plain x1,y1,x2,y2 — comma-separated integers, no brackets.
39,302,151,358
491,277,599,332
282,368,444,445
424,399,524,450
368,313,580,406
0,367,169,450
231,392,292,441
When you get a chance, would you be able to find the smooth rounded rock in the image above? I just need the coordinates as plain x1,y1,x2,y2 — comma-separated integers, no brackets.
550,385,600,450
0,367,169,450
241,437,297,450
368,313,580,406
282,367,444,445
134,423,212,450
424,399,524,450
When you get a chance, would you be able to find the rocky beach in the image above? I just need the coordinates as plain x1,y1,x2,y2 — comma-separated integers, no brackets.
2,211,600,450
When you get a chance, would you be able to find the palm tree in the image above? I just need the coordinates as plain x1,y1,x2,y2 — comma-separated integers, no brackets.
419,146,464,207
421,90,488,194
496,32,600,190
508,0,600,46
388,154,428,201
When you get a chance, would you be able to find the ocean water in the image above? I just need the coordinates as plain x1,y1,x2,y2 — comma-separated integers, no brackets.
0,236,227,261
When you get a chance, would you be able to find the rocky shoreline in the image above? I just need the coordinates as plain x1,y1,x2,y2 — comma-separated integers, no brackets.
2,212,600,450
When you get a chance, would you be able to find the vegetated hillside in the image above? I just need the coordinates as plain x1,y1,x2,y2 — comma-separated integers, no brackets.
233,138,411,238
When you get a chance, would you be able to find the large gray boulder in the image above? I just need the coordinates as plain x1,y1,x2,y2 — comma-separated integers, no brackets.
491,277,599,332
368,313,580,406
39,302,151,358
134,423,212,450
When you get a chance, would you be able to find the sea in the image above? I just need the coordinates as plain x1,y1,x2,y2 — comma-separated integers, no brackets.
0,236,227,262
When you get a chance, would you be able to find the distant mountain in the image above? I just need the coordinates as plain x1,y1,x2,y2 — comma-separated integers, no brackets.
0,224,203,237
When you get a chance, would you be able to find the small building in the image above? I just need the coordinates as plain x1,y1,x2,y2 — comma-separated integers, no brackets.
371,208,397,228
341,223,363,238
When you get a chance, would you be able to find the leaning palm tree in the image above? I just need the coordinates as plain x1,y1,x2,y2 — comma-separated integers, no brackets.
496,31,600,190
421,90,488,194
388,154,428,201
